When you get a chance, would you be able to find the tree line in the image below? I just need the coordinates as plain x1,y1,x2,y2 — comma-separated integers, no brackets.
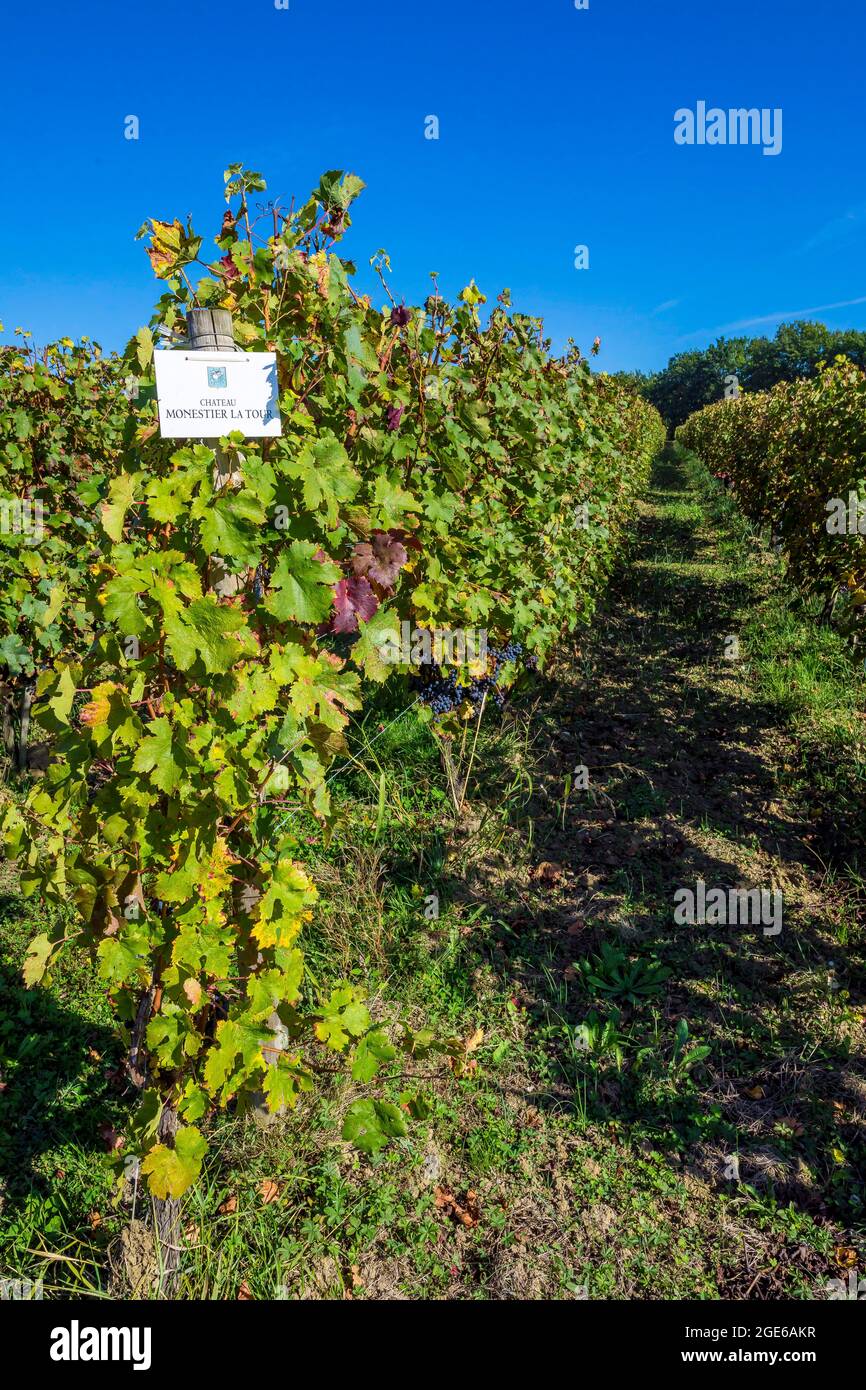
612,320,866,430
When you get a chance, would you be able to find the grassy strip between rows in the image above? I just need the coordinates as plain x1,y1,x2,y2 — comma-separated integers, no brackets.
0,444,863,1300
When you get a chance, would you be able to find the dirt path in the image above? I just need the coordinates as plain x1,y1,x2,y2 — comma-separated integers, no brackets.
459,447,865,1296
544,450,833,926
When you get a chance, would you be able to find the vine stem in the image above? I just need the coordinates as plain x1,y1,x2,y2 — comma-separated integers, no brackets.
458,692,487,815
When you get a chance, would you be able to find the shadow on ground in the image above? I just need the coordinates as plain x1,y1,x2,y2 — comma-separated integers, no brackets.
442,451,866,1232
0,922,120,1212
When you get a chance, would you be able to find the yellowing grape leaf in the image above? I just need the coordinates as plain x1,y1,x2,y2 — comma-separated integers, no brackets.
141,1126,207,1199
253,860,317,949
22,932,59,986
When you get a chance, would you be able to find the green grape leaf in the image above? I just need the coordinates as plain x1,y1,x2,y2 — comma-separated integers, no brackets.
351,1027,397,1082
102,574,148,636
342,1098,408,1154
264,541,341,624
0,633,32,675
101,473,138,542
285,438,360,525
352,608,401,681
132,716,188,794
199,491,266,565
164,597,253,674
315,985,370,1051
262,1059,313,1113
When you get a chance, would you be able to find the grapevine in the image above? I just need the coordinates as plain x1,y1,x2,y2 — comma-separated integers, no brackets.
0,165,664,1200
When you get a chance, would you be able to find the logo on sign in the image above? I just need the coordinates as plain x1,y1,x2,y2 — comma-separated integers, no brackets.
207,367,228,389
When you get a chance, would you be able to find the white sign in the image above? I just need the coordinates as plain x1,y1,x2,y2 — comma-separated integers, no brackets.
154,350,282,438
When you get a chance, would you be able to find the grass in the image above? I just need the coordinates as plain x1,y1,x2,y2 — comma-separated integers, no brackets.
0,442,864,1300
686,449,866,871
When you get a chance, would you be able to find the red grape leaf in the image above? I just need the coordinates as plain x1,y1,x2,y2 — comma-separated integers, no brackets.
332,576,378,633
352,531,408,590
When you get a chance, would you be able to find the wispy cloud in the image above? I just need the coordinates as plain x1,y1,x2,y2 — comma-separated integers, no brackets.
677,295,866,343
652,298,680,314
797,205,866,255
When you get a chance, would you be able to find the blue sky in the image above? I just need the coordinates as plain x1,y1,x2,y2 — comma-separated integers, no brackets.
1,0,864,372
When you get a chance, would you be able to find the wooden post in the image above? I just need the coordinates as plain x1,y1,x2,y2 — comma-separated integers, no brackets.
17,680,35,774
186,311,243,594
152,1104,184,1295
148,309,251,1283
186,307,236,352
187,313,286,1121
1,682,16,768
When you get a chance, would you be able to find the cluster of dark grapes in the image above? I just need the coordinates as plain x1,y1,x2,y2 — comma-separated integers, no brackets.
467,674,505,710
413,641,536,718
414,667,462,715
494,641,523,667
